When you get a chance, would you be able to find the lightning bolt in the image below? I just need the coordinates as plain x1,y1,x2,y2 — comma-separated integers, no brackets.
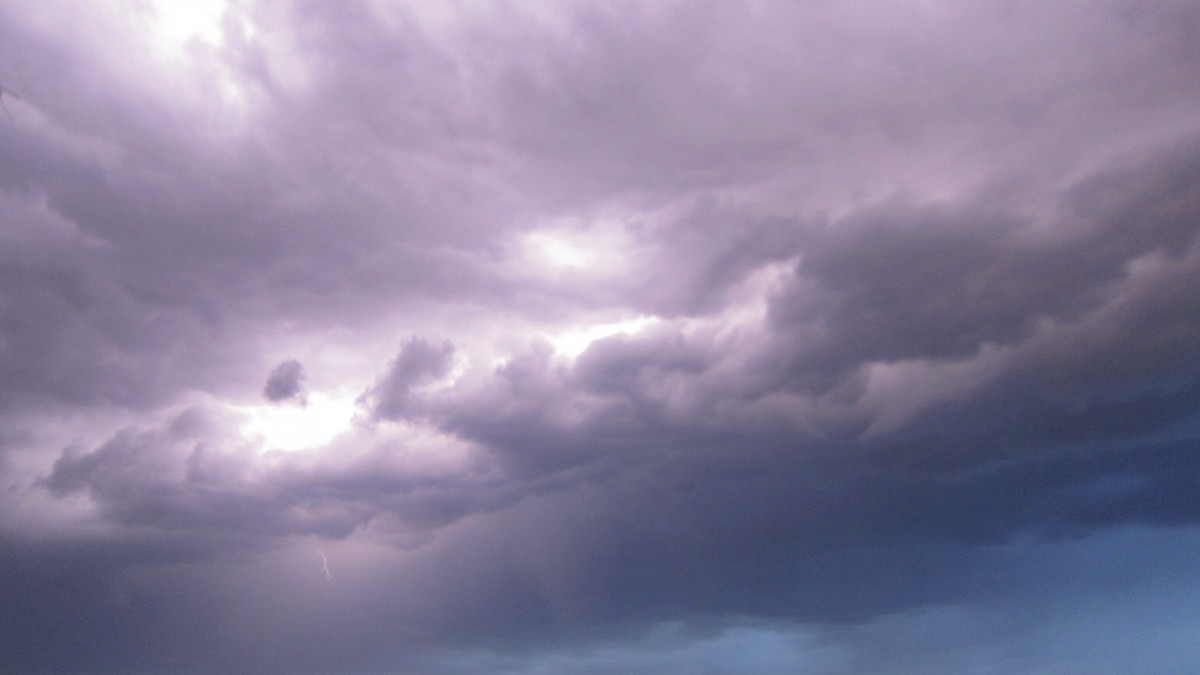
0,84,19,123
318,549,333,585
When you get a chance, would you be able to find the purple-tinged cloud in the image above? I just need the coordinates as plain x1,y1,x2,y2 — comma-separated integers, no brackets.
264,358,307,402
361,337,456,421
1,0,1199,673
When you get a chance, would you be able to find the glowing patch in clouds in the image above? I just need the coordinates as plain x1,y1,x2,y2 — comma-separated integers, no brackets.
520,218,637,277
548,316,660,359
524,231,593,269
142,0,229,57
238,392,357,452
122,0,251,112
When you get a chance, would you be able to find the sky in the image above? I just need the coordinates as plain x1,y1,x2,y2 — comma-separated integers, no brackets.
1,0,1199,672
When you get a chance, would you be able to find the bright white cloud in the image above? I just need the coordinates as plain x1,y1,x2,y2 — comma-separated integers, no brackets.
518,217,640,278
143,0,229,58
545,315,660,359
238,391,358,453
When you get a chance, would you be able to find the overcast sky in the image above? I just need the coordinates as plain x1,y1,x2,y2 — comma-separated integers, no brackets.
2,1,1200,672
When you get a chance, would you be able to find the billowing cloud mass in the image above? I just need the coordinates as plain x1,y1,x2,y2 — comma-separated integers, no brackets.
2,1,1199,673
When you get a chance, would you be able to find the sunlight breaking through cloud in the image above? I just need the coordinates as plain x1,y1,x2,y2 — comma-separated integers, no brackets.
237,392,359,453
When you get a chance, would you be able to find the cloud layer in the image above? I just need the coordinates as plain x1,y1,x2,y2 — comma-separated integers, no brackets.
1,1,1199,672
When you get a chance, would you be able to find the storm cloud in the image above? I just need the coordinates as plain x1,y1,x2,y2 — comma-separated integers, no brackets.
2,0,1199,673
264,358,307,402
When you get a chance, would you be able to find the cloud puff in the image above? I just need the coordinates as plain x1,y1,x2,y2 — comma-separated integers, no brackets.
361,337,457,421
264,358,307,402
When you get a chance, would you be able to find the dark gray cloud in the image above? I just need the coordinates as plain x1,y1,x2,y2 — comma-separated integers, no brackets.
264,358,306,402
761,137,1200,395
362,336,457,421
2,0,1200,672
